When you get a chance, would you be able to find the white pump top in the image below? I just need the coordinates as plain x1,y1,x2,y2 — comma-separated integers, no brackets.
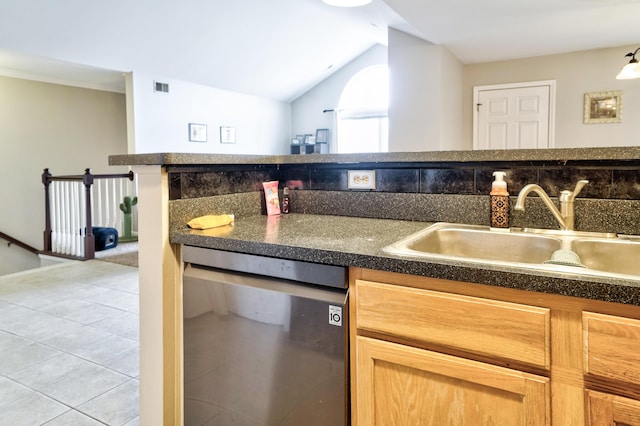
491,171,508,195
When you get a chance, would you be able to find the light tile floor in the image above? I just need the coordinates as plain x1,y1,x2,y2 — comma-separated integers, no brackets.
0,260,140,426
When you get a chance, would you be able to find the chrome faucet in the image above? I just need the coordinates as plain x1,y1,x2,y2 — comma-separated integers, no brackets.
514,180,588,231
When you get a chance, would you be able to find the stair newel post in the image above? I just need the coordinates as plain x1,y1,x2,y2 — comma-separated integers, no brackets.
83,168,95,259
42,168,52,252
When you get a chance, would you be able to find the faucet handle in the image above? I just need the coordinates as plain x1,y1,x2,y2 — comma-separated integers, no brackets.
561,179,589,202
572,179,589,197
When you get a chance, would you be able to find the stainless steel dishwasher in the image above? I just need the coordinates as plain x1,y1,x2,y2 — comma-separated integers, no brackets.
182,246,349,426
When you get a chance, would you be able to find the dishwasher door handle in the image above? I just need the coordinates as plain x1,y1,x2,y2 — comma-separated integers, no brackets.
183,246,347,289
184,263,348,305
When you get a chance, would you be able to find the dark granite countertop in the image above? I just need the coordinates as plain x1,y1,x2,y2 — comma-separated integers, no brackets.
171,213,640,306
110,147,640,166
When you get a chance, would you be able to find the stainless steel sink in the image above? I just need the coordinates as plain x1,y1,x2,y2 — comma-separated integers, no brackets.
383,223,563,264
571,238,640,276
383,222,640,280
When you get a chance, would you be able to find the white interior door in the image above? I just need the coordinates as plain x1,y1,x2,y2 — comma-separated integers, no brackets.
473,81,555,150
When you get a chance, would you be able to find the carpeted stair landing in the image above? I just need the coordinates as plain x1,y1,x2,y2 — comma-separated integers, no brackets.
94,242,138,267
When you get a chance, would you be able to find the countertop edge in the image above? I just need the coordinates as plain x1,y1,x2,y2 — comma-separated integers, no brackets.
110,147,640,166
170,221,640,307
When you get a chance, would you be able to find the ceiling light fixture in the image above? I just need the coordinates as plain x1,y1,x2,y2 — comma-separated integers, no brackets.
616,47,640,80
322,0,372,7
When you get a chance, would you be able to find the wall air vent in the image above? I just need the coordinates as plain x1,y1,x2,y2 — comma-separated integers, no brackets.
154,81,169,93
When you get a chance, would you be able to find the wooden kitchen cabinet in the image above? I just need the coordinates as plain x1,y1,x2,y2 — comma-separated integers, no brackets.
585,390,640,425
349,267,640,426
356,335,549,425
583,312,640,384
355,279,551,369
583,312,640,425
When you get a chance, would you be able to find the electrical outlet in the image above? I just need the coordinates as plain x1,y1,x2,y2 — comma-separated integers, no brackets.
348,170,376,190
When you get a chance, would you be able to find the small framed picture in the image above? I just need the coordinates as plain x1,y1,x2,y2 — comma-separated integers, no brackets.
303,134,315,144
291,138,300,145
188,123,207,142
220,126,236,144
315,128,329,144
295,134,305,144
584,91,623,124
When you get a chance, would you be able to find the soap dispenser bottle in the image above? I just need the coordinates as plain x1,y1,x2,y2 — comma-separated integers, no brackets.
490,171,509,229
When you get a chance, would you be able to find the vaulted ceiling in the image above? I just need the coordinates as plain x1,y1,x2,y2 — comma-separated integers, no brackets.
0,0,638,101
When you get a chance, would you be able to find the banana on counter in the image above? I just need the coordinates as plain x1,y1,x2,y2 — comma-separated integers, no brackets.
187,214,234,230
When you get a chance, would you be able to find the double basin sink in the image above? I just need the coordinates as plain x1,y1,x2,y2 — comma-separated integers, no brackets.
383,223,640,279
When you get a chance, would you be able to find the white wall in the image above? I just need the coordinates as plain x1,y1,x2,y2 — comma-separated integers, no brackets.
440,47,465,151
464,45,640,149
388,29,464,152
291,44,387,151
0,76,127,274
127,73,291,155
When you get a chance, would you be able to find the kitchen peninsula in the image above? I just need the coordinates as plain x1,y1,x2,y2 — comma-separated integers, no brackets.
111,147,640,425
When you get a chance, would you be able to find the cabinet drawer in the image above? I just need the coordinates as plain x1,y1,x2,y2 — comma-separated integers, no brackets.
356,280,550,369
583,311,640,383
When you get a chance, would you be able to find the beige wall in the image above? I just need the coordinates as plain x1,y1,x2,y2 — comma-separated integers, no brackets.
463,45,640,149
0,76,127,273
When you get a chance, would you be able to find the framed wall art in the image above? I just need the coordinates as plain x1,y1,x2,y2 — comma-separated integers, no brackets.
315,128,329,144
220,126,236,144
303,134,315,145
188,123,207,142
584,91,623,124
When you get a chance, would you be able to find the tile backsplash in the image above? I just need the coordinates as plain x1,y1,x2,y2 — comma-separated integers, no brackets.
167,159,640,235
168,161,640,201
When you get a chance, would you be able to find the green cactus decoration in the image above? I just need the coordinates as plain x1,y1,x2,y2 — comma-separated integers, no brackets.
119,196,138,242
120,196,138,214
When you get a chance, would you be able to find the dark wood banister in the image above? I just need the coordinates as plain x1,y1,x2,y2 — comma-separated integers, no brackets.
0,231,40,255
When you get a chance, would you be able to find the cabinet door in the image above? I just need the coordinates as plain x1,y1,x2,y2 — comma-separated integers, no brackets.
583,312,640,384
586,390,640,425
356,336,549,425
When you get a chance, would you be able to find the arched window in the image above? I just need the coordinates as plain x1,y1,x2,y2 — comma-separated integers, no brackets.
336,65,388,153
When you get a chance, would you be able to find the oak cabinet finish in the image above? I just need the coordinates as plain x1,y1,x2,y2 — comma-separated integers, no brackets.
356,335,549,425
586,390,640,425
583,312,640,384
356,280,551,369
350,268,640,426
583,312,640,426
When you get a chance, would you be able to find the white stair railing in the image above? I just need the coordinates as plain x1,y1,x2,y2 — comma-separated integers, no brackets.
43,168,137,260
92,176,138,238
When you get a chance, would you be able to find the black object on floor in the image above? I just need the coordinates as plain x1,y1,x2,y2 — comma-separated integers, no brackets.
92,227,118,251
